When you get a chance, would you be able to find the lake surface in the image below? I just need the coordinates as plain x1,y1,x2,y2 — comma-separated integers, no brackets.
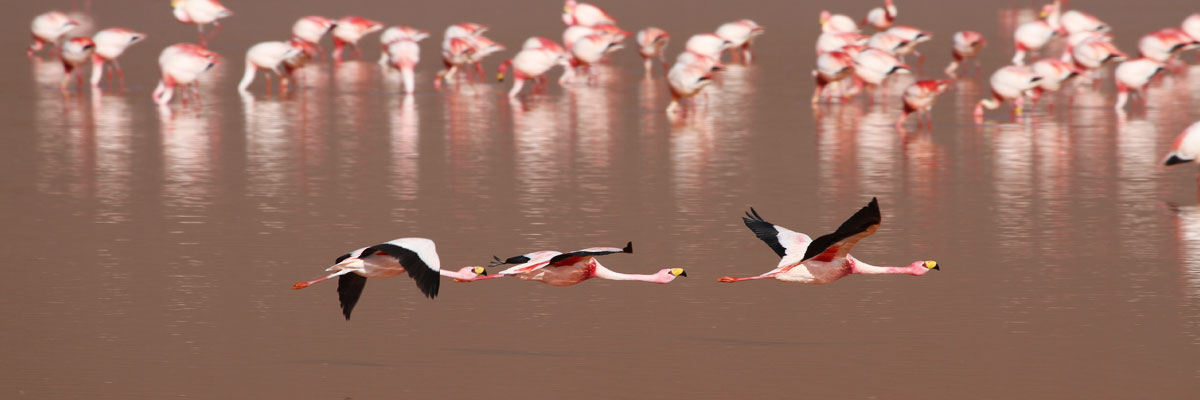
4,0,1200,398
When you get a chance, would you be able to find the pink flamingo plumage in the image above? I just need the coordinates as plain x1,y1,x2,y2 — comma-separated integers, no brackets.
896,79,951,130
498,41,571,98
1163,121,1200,191
58,37,94,94
635,27,670,76
562,0,616,27
378,26,430,67
864,0,897,31
1028,58,1081,109
292,16,335,60
331,16,383,61
171,0,232,47
1113,58,1165,111
28,11,78,58
715,19,765,64
486,242,686,286
666,63,715,115
1012,4,1061,65
944,31,984,78
718,198,939,284
819,10,859,33
852,48,910,102
815,31,867,55
90,28,146,90
237,40,311,93
1138,28,1199,64
812,49,856,105
974,66,1042,122
385,38,422,94
435,37,476,89
153,43,219,106
1184,14,1200,43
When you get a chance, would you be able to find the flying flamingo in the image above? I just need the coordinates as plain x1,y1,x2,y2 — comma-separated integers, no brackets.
718,199,939,284
498,43,571,98
715,19,765,64
1012,4,1061,65
974,65,1042,122
153,43,219,106
864,0,897,31
435,37,476,89
28,11,78,58
820,10,859,33
487,242,687,286
291,238,482,320
292,16,335,60
1028,58,1080,109
331,16,383,61
1164,122,1200,189
90,28,146,89
562,0,616,27
385,38,422,94
635,27,670,76
171,0,232,47
237,40,308,93
378,26,430,67
58,37,94,94
567,33,620,83
1113,58,1165,111
895,79,951,130
944,31,984,78
852,48,910,102
812,49,856,105
666,63,714,115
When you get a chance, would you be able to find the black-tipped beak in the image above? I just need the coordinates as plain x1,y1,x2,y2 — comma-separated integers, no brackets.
479,270,488,276
1165,154,1190,166
932,265,940,271
679,271,688,277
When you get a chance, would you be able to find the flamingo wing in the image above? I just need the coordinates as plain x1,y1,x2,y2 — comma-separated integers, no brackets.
742,208,812,258
364,243,440,299
544,241,632,267
495,251,562,275
801,197,882,263
337,273,368,320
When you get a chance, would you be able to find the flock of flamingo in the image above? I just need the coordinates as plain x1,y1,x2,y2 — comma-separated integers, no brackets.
22,1,1200,319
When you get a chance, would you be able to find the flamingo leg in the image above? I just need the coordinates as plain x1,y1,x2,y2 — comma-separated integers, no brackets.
292,269,355,289
717,274,774,283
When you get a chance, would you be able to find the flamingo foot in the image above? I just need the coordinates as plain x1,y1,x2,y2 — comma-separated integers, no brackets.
292,282,310,289
717,276,737,283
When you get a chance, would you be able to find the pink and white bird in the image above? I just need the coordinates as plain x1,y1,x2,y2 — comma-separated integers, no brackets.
1164,122,1200,186
291,238,484,320
812,49,857,105
820,10,859,33
331,16,383,61
292,16,335,59
666,63,715,115
718,199,939,284
885,25,931,64
90,28,146,89
171,0,232,47
58,37,95,94
1138,28,1199,63
435,37,477,89
28,11,78,58
684,33,732,61
465,36,505,80
1184,14,1200,43
568,33,619,83
974,65,1042,121
1012,4,1061,65
498,41,571,98
1059,8,1109,35
635,27,670,75
562,0,616,27
816,31,868,54
866,32,909,55
852,48,910,100
378,26,430,66
1113,58,1165,111
715,19,765,64
1028,58,1080,107
1060,31,1110,64
385,39,422,94
896,79,951,130
153,43,219,105
864,0,898,31
1071,36,1127,77
237,40,308,93
944,30,984,77
487,242,686,286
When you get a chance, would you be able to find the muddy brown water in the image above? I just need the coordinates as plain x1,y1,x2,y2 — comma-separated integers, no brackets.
4,0,1200,398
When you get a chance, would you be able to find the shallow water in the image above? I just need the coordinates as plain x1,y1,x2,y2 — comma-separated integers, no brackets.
4,0,1200,398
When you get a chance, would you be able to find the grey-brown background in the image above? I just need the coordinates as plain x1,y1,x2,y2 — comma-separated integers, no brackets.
3,0,1200,398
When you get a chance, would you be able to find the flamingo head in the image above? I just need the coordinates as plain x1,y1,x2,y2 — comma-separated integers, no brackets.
653,267,688,283
452,266,488,282
906,260,941,275
819,10,831,26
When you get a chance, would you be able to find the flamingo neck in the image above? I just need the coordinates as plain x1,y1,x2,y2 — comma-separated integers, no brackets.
848,257,926,276
591,263,671,283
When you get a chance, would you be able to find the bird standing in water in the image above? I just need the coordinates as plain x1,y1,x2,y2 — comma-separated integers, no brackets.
171,0,233,47
28,11,78,58
90,28,146,90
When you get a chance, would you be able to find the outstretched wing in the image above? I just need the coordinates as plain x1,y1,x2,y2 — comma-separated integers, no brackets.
367,243,440,299
544,241,632,267
337,273,368,320
743,208,813,258
496,251,562,275
801,198,882,263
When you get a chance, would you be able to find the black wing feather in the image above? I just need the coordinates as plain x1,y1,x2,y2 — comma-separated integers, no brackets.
743,208,787,257
545,242,634,266
337,273,368,320
370,244,440,299
802,198,882,261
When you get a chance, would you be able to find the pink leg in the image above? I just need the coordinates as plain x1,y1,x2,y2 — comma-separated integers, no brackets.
292,270,353,289
717,275,774,283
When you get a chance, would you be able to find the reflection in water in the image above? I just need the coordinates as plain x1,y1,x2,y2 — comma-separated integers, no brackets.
857,110,901,203
33,58,93,199
815,106,862,206
1115,119,1163,297
511,96,569,246
241,92,296,220
444,83,500,207
388,94,420,210
90,92,135,224
568,78,619,230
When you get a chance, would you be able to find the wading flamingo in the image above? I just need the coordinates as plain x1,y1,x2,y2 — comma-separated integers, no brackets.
895,79,951,130
292,16,335,59
812,49,856,105
465,35,505,80
90,28,145,89
1028,58,1080,109
292,238,475,320
153,43,218,106
28,11,78,58
1164,122,1200,182
684,33,732,61
59,37,94,94
816,31,867,55
1071,36,1127,82
866,32,909,55
172,0,232,47
852,48,910,102
378,26,430,67
666,63,714,115
488,242,686,286
1113,58,1165,111
864,0,897,31
1184,15,1200,45
715,19,765,64
498,43,571,98
718,198,939,284
974,65,1042,122
636,27,670,76
945,31,984,78
568,33,619,83
1012,4,1061,65
331,16,383,61
885,25,931,66
237,40,307,93
435,37,476,89
820,10,859,33
1060,8,1109,35
1138,28,1199,65
385,38,421,94
562,0,616,27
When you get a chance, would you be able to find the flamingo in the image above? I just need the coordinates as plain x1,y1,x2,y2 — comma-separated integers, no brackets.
291,238,480,320
567,33,619,83
440,23,488,82
385,39,422,94
28,11,78,58
58,37,94,94
331,16,383,61
292,16,335,59
866,32,910,55
1012,4,1061,65
1164,122,1200,189
378,26,430,67
171,0,232,47
1113,58,1165,111
1028,58,1080,109
488,242,687,286
852,48,910,102
675,51,727,74
90,28,146,89
562,25,596,53
812,49,856,105
718,199,939,284
666,63,714,115
153,43,219,106
1138,28,1199,64
820,10,859,33
864,0,898,31
237,40,308,93
1184,14,1200,43
715,19,765,64
635,27,670,76
684,33,732,61
974,65,1042,122
434,37,476,89
562,0,616,27
886,25,931,67
944,31,984,78
498,43,570,98
465,36,505,80
895,79,951,130
816,31,867,55
1060,8,1109,35
1071,36,1127,81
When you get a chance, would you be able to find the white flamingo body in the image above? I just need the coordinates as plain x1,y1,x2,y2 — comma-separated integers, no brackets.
1072,37,1127,70
1013,20,1057,65
945,30,984,77
378,26,430,66
292,16,335,44
865,0,898,30
1138,28,1199,63
1164,121,1200,167
675,51,725,74
500,46,569,97
153,43,218,105
820,11,859,33
666,64,714,114
715,19,764,63
1060,10,1109,35
816,32,867,54
562,0,616,27
852,48,908,86
492,243,683,286
90,28,146,88
867,32,908,54
238,41,305,92
173,0,232,45
1184,14,1200,42
28,11,77,57
386,39,421,94
1114,58,1165,110
885,25,930,57
897,79,951,128
58,37,94,93
812,50,855,104
636,27,669,74
684,33,731,60
974,66,1042,120
1060,31,1110,63
331,16,383,60
1030,58,1078,92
